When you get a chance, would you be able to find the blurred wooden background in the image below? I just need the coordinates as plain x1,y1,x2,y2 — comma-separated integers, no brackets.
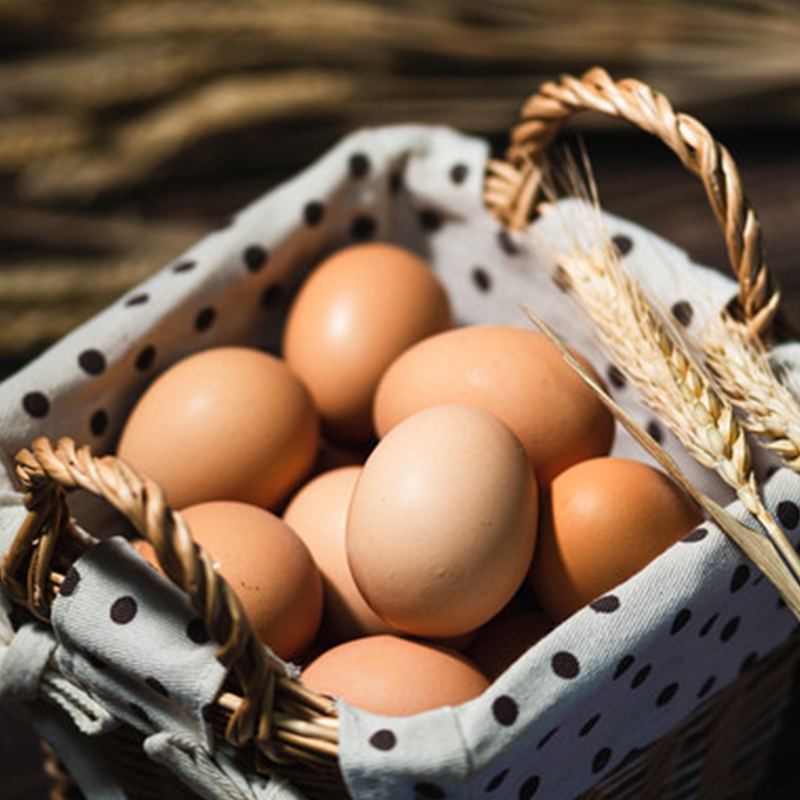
3,0,800,797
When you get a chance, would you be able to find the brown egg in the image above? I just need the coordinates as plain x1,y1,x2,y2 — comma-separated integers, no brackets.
465,611,553,681
180,501,323,660
373,325,615,486
530,457,704,622
347,404,537,639
117,347,319,511
283,466,396,644
283,242,452,443
300,635,489,716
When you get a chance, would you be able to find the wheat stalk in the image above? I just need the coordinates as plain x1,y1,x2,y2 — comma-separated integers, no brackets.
698,310,800,471
526,309,800,621
530,233,800,617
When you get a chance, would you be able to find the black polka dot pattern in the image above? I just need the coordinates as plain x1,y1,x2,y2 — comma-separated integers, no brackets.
579,714,600,737
23,391,50,418
613,655,634,680
243,245,268,272
551,652,580,678
110,596,138,624
389,171,403,194
304,201,325,226
497,228,518,255
450,163,468,184
606,365,626,390
670,608,691,635
682,526,708,543
187,618,210,644
194,307,216,332
656,683,679,707
611,234,633,256
349,152,370,178
646,420,664,444
484,770,507,792
492,696,518,726
777,500,800,530
671,300,694,327
60,566,81,598
350,215,376,241
631,664,651,688
518,775,540,798
90,409,109,436
720,616,740,642
471,267,492,292
730,564,750,593
369,729,396,751
125,292,149,307
135,345,156,371
78,349,106,375
592,748,612,774
700,614,718,637
590,595,620,613
698,676,716,698
172,260,196,273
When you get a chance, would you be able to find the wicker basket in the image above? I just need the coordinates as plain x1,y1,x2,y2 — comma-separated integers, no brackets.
2,67,799,800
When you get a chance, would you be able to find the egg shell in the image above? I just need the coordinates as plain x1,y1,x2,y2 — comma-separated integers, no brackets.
346,403,538,638
283,466,396,644
300,634,489,716
282,242,452,443
530,456,704,622
373,324,615,486
117,347,319,511
179,501,324,660
465,610,553,681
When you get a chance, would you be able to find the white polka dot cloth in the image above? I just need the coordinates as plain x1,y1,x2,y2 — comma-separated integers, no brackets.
1,124,799,800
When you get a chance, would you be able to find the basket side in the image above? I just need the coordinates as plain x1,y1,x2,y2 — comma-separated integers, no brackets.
578,632,800,799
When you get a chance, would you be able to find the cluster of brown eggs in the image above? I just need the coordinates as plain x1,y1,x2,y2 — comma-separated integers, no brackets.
118,242,701,716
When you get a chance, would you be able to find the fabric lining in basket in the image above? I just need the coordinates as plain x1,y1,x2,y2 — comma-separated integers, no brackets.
1,121,799,799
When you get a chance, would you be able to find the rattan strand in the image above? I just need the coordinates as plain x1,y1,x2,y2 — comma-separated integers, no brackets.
576,634,800,799
1,436,345,797
484,66,779,340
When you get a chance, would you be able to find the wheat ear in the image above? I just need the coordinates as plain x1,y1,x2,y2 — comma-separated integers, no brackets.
541,238,800,607
526,310,800,621
698,310,800,471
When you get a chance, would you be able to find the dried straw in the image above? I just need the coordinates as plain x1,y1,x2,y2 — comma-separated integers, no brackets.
5,0,800,367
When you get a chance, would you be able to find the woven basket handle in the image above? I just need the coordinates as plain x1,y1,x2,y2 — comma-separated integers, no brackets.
484,66,780,339
1,437,341,785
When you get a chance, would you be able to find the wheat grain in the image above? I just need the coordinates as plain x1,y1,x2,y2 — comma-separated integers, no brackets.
699,310,800,471
544,233,800,611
